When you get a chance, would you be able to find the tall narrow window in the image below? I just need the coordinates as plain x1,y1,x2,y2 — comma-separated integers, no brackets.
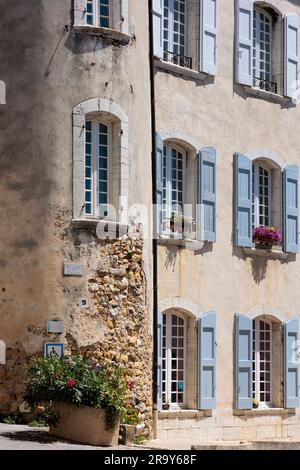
85,120,110,217
252,318,272,407
162,312,186,407
86,0,110,28
253,9,274,92
162,144,186,233
163,0,189,67
252,163,271,228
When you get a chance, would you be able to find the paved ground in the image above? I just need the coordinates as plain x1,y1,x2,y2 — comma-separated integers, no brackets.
0,424,139,450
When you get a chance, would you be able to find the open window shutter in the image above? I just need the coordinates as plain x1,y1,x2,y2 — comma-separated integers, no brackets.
197,147,216,242
153,0,163,59
234,153,252,247
235,0,253,86
235,314,253,409
156,134,164,235
283,165,299,254
198,311,216,410
74,0,87,27
200,0,218,75
157,309,163,411
284,318,299,409
284,14,299,99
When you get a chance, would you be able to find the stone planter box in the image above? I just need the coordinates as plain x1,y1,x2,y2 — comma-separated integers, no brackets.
119,423,145,445
49,402,120,446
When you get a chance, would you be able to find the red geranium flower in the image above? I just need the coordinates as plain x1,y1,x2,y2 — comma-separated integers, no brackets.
128,378,136,391
66,378,77,388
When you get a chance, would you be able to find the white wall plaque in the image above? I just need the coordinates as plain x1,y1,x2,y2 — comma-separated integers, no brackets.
47,320,64,334
63,263,83,276
0,340,6,364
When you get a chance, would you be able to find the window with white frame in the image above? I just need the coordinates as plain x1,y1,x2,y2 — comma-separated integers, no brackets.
162,312,186,407
252,318,272,407
86,0,110,28
163,143,186,233
253,8,273,91
85,120,111,217
163,0,190,67
252,163,271,229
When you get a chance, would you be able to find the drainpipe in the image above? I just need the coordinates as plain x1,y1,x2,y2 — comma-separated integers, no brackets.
148,0,159,439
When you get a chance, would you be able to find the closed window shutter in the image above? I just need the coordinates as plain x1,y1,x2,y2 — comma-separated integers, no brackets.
200,0,218,75
283,318,299,409
198,311,216,410
235,314,253,409
156,134,164,235
157,309,163,411
234,153,253,247
74,0,87,26
284,14,299,99
153,0,164,59
235,0,253,86
283,165,299,253
197,147,217,242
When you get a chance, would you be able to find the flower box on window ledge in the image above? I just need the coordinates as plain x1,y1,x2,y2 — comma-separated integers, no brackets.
168,214,196,240
252,226,281,250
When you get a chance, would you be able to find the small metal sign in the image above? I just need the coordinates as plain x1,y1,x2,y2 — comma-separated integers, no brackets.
63,263,83,276
44,343,64,358
47,320,64,334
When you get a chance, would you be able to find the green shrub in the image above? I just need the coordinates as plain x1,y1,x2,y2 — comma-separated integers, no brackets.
24,355,127,429
122,407,141,425
0,413,25,425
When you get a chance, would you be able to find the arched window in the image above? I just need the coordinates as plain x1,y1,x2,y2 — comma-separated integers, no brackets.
252,317,272,406
163,143,187,233
252,162,272,228
253,8,273,91
85,120,111,217
162,312,186,408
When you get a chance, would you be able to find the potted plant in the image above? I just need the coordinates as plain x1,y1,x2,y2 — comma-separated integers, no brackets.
168,214,196,237
24,355,127,446
253,226,281,249
252,398,259,409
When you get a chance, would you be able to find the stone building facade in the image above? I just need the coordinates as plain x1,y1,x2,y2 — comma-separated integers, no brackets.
1,0,300,444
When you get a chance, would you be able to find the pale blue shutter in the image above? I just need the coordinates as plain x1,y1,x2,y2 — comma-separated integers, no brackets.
283,165,299,254
235,314,253,409
284,318,299,409
284,14,299,99
234,153,253,247
156,134,164,235
200,0,218,75
157,309,163,411
235,0,253,86
198,311,216,410
153,0,163,59
197,147,216,242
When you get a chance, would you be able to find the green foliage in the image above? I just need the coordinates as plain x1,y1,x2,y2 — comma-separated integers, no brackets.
133,434,147,445
122,407,141,425
0,413,25,425
24,355,127,429
28,406,60,428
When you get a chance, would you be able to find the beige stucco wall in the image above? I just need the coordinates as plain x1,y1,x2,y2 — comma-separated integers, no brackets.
156,0,300,441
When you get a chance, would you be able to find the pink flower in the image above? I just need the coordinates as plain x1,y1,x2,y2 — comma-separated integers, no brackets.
66,379,77,388
128,378,136,391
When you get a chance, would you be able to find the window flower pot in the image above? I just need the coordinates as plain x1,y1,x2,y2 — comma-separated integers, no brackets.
49,402,120,446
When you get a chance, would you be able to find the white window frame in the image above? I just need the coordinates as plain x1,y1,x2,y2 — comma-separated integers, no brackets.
163,143,187,235
162,312,187,409
252,162,272,228
86,0,111,28
163,0,188,62
252,317,273,408
253,7,273,87
85,119,112,219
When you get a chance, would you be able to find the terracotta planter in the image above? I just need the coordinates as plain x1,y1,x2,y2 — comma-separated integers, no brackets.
49,402,120,446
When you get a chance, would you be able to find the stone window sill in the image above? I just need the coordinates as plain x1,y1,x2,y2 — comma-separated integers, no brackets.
158,409,211,419
157,235,205,252
242,245,289,260
73,25,131,44
154,58,209,82
72,218,128,235
234,408,295,417
243,85,292,105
